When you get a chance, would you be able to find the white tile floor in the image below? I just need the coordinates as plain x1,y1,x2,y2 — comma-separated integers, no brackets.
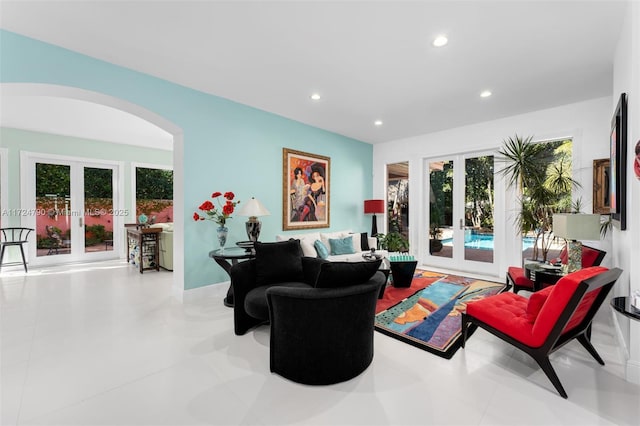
1,260,639,425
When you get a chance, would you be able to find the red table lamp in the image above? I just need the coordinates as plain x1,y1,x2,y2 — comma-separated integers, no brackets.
364,199,385,237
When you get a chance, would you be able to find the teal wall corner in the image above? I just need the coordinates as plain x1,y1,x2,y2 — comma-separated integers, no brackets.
1,30,374,290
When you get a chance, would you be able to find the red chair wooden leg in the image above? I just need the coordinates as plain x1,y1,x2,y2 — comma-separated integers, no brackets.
577,334,605,365
461,313,468,348
534,356,568,399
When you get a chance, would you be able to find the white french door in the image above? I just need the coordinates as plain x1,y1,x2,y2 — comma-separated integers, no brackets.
21,152,122,266
423,151,503,276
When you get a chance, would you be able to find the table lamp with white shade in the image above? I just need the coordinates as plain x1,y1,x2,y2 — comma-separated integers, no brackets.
237,197,271,243
552,213,601,273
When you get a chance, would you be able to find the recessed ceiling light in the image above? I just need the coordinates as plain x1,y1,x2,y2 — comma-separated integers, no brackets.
310,93,321,100
432,35,448,47
480,90,492,98
374,120,383,126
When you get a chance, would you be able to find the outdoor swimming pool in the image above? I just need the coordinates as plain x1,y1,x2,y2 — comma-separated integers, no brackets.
442,233,535,251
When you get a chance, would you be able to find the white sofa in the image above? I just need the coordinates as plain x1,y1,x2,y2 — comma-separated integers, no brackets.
275,229,387,262
150,222,173,271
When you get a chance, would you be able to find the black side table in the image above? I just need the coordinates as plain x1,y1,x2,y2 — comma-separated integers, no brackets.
390,260,417,288
611,297,640,321
524,263,565,292
209,247,255,307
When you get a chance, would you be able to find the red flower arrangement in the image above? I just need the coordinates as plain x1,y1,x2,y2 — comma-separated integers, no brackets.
193,191,240,227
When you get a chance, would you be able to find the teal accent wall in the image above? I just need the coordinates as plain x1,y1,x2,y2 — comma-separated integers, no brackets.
0,30,373,290
0,127,172,228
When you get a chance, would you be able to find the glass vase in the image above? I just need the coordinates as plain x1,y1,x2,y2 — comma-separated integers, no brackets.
216,225,228,252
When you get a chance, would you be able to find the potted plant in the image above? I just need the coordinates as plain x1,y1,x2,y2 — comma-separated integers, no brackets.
377,231,409,252
498,134,579,262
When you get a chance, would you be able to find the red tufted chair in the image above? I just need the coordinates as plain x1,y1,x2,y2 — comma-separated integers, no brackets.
462,266,622,398
507,245,606,294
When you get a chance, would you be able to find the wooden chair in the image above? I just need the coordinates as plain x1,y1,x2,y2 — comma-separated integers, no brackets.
507,245,606,294
0,227,35,272
462,266,622,398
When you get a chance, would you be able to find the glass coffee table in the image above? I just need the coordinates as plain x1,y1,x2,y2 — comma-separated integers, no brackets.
362,252,391,298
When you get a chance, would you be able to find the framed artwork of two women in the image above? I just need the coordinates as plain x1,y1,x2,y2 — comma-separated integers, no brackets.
282,148,330,230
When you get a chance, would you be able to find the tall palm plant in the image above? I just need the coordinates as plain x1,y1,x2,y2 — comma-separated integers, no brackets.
498,134,579,261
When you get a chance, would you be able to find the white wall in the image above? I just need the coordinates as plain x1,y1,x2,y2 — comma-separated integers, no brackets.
375,0,640,383
374,96,612,277
612,0,640,385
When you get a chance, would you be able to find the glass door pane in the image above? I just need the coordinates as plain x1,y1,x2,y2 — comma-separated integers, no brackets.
84,166,114,253
386,161,409,239
135,167,173,224
35,163,72,257
464,155,494,263
429,160,453,259
425,152,499,277
27,155,120,266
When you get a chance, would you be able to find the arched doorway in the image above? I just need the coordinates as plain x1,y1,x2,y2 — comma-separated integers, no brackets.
0,83,185,292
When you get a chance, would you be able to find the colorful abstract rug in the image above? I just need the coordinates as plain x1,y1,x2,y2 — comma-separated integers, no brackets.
375,269,507,359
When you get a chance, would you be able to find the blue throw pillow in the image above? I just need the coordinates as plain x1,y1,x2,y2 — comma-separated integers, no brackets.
314,240,329,259
329,236,355,255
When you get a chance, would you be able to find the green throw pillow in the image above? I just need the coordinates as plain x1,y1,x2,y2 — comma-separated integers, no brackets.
314,240,330,259
329,236,355,255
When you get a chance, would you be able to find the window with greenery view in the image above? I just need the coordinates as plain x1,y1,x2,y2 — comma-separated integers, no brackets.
135,167,173,224
499,135,575,262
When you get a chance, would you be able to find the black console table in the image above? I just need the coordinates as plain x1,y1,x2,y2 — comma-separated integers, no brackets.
610,297,640,321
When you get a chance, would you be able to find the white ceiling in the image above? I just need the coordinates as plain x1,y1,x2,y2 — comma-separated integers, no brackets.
0,96,174,150
0,0,627,146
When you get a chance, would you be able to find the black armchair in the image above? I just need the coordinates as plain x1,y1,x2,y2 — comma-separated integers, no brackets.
266,273,385,385
231,255,324,335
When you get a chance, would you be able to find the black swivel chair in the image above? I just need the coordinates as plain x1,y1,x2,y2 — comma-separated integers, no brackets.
0,227,35,272
266,276,384,385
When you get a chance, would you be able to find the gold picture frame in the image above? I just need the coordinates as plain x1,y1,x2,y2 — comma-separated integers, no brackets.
593,158,610,214
282,148,330,230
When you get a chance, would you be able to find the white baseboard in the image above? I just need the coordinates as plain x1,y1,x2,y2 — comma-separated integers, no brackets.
626,360,640,385
610,309,640,385
611,309,629,356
